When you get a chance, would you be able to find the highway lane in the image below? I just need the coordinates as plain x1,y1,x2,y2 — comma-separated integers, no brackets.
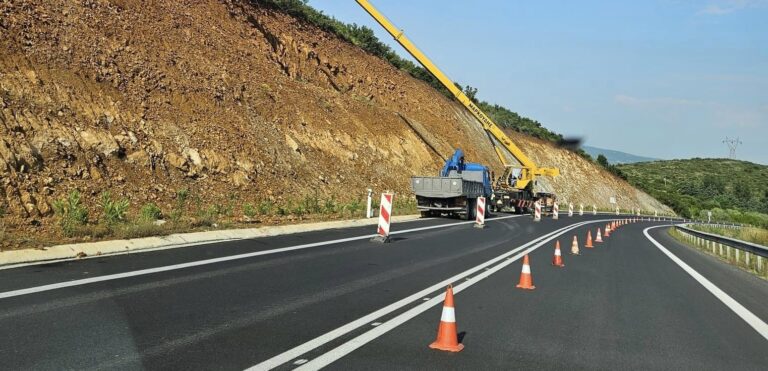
325,222,768,370
0,214,619,370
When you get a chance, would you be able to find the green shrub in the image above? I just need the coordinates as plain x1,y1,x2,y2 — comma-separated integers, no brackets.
258,200,274,215
52,190,89,237
170,188,189,221
292,203,306,217
99,192,129,225
140,203,163,221
276,202,288,216
194,205,219,227
323,197,336,214
243,203,257,218
344,199,363,217
302,193,322,214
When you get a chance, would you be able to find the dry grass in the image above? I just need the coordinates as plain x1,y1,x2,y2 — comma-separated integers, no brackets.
669,228,767,279
689,224,768,246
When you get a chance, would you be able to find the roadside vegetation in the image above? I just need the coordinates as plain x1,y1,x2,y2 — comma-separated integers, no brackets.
259,0,585,154
39,188,420,245
688,224,768,247
668,227,768,279
618,159,768,226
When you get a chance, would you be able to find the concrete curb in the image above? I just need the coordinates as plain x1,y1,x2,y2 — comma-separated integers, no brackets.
0,215,422,268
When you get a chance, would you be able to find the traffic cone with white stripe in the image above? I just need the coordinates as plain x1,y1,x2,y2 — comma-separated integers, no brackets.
595,228,603,243
429,285,464,352
605,223,612,237
552,241,565,267
585,230,594,248
516,255,536,290
570,235,580,255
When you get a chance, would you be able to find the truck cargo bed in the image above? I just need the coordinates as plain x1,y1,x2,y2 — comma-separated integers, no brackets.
411,176,485,199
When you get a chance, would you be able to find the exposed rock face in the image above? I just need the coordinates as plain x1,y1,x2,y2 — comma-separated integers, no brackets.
0,0,671,246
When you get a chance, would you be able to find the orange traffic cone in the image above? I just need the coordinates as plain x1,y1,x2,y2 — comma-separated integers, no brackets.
605,224,612,237
552,241,565,267
516,255,536,290
595,228,603,243
570,235,580,255
429,285,464,352
585,230,594,248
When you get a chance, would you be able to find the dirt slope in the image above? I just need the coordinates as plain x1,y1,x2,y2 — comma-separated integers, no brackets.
0,0,671,247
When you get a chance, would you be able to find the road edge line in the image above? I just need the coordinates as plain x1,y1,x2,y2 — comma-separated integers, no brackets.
644,225,768,341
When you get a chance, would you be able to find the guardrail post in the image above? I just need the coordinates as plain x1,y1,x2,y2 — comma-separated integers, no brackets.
745,251,750,269
735,249,740,265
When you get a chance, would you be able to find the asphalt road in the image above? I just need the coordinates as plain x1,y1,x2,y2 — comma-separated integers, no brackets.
0,214,766,370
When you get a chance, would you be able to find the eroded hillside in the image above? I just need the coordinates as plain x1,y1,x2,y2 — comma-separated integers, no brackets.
0,0,670,248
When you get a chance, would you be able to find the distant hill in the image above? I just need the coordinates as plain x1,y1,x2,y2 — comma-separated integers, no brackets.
617,158,768,226
583,146,658,164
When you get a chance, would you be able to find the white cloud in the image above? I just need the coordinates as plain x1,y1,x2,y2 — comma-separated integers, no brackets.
698,0,768,15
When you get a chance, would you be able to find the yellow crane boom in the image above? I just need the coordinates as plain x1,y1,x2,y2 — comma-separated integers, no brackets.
355,0,559,190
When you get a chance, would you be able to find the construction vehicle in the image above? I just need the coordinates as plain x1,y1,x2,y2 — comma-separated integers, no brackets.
411,149,492,219
356,0,560,214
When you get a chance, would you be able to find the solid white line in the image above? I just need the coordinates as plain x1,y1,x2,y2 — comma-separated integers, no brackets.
250,218,609,370
0,215,521,300
292,219,598,371
643,226,768,341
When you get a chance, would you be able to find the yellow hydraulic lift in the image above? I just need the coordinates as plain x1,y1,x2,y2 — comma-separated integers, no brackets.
355,0,559,196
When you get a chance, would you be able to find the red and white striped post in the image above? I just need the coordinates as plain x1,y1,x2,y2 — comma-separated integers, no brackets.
475,196,486,229
552,202,559,220
568,202,574,217
371,192,393,243
533,200,542,222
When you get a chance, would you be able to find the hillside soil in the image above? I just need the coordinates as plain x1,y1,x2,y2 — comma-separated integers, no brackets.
0,0,671,250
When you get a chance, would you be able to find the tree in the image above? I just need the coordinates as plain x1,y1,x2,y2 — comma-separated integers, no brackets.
462,85,478,103
596,154,609,168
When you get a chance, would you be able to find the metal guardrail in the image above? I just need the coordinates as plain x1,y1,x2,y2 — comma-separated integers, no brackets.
675,224,768,258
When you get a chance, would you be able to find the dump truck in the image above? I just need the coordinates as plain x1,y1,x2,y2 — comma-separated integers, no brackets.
411,149,492,220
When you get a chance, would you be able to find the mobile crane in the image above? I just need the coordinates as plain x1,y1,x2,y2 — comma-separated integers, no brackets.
355,0,560,213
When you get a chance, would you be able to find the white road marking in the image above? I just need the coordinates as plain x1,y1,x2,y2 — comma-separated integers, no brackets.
370,322,381,327
0,216,522,300
292,359,307,365
0,216,522,271
291,220,597,371
644,226,768,341
250,219,610,370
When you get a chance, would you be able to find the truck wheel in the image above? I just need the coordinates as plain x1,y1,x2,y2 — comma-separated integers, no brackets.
466,198,477,221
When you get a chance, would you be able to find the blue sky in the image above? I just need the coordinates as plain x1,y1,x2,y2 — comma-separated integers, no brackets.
308,0,768,164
